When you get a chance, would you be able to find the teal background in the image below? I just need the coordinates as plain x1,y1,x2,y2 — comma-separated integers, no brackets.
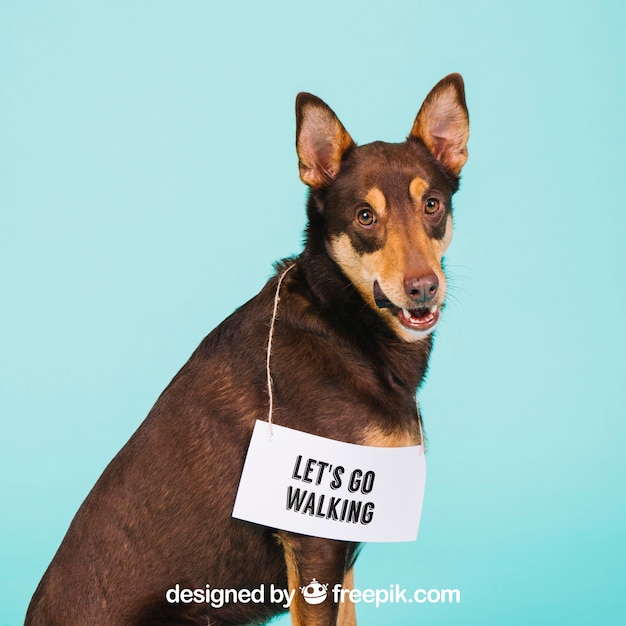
1,1,625,624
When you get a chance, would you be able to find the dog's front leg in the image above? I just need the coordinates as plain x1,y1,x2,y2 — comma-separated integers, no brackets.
336,567,356,626
277,531,351,626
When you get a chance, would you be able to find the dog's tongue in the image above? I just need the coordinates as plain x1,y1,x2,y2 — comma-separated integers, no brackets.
408,307,430,319
373,280,395,309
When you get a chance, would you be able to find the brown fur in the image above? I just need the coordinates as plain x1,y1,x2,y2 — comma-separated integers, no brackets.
25,74,469,625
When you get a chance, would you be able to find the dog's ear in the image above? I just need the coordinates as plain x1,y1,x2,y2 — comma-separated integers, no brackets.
409,74,469,176
296,93,355,189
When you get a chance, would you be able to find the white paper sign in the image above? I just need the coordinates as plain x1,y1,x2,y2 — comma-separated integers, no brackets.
232,420,426,542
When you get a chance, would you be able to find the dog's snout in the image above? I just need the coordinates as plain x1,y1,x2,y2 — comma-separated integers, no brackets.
404,272,439,303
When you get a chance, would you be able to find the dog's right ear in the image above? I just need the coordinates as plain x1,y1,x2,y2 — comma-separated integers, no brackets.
296,93,354,189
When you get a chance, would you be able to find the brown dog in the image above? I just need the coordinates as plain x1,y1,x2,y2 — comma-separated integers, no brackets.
26,74,469,626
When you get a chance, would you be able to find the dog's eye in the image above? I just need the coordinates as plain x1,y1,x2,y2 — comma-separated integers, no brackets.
424,198,441,215
357,207,376,226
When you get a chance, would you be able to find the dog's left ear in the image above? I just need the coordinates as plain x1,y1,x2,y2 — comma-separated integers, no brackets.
296,93,355,189
410,73,469,176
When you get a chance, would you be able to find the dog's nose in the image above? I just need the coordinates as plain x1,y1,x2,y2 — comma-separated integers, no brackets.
404,272,439,303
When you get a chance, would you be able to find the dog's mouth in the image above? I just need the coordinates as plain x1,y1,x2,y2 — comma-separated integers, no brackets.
373,280,440,333
397,305,439,331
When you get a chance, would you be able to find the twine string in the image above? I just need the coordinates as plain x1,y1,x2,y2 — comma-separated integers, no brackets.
265,263,296,437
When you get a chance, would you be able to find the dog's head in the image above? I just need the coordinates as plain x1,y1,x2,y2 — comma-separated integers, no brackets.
296,74,469,342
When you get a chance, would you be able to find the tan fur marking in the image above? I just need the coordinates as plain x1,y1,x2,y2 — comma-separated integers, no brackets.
276,534,305,626
327,234,379,309
364,187,387,218
408,177,429,205
361,424,420,448
434,214,453,258
414,224,446,271
337,568,357,626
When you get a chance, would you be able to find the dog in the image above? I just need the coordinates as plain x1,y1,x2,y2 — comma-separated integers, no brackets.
25,73,469,626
